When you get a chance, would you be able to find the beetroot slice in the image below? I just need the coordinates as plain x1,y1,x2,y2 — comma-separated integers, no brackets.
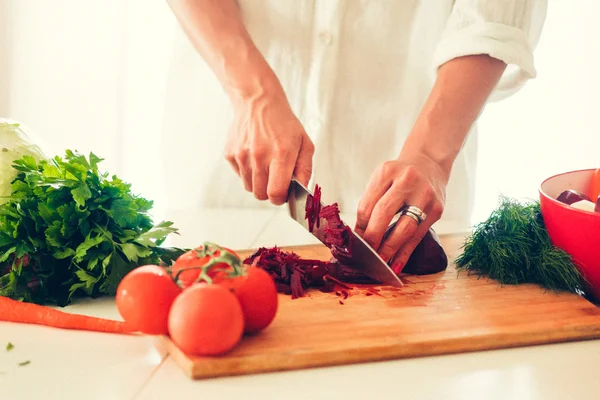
556,189,591,205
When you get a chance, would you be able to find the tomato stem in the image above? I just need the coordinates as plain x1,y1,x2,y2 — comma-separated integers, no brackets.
173,242,246,286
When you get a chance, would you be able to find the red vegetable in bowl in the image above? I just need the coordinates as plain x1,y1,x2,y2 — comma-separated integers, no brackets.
556,189,590,205
556,189,600,213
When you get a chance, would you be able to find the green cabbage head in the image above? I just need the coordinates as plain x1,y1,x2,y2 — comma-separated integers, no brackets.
0,118,50,204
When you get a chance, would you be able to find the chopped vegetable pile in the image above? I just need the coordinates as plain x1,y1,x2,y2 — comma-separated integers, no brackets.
455,196,586,294
245,184,383,299
0,151,184,306
245,246,360,299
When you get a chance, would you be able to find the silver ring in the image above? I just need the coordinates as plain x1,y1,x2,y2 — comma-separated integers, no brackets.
405,205,427,222
401,209,421,224
402,205,427,224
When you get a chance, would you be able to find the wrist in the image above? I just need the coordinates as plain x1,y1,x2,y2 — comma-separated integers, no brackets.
401,114,465,178
221,45,286,107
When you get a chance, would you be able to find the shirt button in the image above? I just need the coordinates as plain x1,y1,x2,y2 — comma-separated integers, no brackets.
319,31,333,45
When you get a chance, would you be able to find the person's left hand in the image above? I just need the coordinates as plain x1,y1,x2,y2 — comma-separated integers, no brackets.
354,152,448,274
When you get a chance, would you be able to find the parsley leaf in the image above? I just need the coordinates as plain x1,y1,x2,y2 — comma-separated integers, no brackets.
6,342,14,352
71,183,92,207
0,150,183,306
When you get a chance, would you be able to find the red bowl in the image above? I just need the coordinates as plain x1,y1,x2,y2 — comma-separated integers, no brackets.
539,168,600,300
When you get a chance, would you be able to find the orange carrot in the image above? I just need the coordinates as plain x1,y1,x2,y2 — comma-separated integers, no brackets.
588,168,600,201
0,296,133,334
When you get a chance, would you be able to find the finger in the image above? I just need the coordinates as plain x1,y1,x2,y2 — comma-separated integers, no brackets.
226,154,241,177
377,213,419,263
355,162,397,236
360,184,407,250
382,201,432,265
374,184,435,261
389,222,430,274
251,162,269,200
390,202,443,274
235,148,252,192
224,128,241,177
267,152,296,205
293,137,315,187
250,144,270,200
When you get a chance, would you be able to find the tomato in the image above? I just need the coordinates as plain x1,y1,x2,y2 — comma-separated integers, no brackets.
172,245,241,288
168,283,244,356
217,266,278,334
116,265,182,335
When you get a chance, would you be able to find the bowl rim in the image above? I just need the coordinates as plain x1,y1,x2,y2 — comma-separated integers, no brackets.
538,167,600,218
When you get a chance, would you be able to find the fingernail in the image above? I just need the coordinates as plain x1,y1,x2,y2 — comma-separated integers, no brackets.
392,262,404,275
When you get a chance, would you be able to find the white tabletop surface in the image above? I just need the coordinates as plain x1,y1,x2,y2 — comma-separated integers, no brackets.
2,207,600,400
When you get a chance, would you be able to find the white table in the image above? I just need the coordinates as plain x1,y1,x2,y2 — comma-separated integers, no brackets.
2,208,600,400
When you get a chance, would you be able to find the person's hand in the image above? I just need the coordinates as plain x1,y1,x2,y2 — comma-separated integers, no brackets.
225,92,315,205
354,152,448,274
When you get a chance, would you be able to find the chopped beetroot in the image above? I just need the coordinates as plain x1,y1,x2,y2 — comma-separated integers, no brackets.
290,270,304,299
275,282,292,295
339,300,344,305
319,204,339,218
305,185,322,232
243,246,346,299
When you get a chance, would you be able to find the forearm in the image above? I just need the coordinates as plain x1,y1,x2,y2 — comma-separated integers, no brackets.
402,55,507,177
166,0,282,103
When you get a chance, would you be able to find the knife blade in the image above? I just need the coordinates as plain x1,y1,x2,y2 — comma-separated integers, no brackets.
287,178,403,287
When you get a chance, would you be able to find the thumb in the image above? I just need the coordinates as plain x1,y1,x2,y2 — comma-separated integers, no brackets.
294,137,315,187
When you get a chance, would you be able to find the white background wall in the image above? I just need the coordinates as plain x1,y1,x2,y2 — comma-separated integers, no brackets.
472,0,600,222
0,0,598,227
0,0,177,220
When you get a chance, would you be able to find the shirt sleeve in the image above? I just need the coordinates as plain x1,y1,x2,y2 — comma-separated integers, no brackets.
432,0,548,101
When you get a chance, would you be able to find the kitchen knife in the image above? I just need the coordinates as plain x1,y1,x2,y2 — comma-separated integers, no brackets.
287,178,403,287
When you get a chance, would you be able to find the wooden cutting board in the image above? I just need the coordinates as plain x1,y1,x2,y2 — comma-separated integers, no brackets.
155,234,600,380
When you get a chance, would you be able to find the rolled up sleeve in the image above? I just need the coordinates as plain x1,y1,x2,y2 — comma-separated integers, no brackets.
433,0,548,101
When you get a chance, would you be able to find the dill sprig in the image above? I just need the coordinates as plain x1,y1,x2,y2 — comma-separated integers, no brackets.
455,196,586,294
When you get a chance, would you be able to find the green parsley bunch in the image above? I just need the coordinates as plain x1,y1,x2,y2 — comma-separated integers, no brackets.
0,150,184,306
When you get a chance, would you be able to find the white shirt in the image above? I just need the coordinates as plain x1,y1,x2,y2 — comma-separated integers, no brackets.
160,0,547,234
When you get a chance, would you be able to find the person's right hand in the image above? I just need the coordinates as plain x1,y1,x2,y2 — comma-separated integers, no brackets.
224,91,315,205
